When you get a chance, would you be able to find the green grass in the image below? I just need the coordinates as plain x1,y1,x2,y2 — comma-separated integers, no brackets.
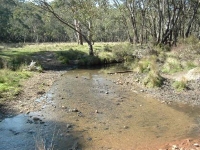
143,71,164,88
172,79,187,91
161,57,183,74
0,42,126,102
0,69,32,102
0,42,124,68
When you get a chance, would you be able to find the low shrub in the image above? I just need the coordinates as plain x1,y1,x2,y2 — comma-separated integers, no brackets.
98,52,116,64
172,78,187,91
184,61,197,70
184,35,199,45
161,57,182,73
134,55,157,73
79,55,101,66
143,71,164,88
103,44,112,52
112,44,135,62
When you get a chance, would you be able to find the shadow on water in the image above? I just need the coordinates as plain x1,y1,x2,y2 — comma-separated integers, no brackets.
0,112,82,150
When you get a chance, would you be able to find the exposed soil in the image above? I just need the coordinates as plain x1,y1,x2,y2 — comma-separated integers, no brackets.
1,52,200,149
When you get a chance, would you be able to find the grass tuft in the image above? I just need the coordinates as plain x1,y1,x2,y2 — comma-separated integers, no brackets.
172,78,187,91
0,69,32,101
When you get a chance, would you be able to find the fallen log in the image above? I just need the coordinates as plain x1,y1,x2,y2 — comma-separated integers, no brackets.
107,70,133,74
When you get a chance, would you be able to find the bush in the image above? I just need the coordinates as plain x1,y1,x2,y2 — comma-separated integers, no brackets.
8,55,30,70
79,55,101,66
98,52,117,64
143,71,164,88
185,61,197,70
184,35,199,45
103,44,112,52
172,78,187,91
134,56,157,73
161,57,182,73
112,44,135,62
58,55,69,64
55,48,87,64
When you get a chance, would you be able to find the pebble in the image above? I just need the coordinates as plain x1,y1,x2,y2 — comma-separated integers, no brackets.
26,111,30,114
20,104,25,107
67,124,72,129
71,108,79,112
61,106,66,109
124,126,128,129
33,117,41,121
28,130,35,134
95,110,98,113
194,143,199,147
172,145,179,150
77,112,82,117
87,137,92,141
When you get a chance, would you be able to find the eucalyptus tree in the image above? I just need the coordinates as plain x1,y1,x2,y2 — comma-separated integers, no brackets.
0,0,16,41
184,0,200,38
112,0,140,44
33,0,105,56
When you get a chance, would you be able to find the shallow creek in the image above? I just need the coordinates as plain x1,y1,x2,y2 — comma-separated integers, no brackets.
0,66,200,150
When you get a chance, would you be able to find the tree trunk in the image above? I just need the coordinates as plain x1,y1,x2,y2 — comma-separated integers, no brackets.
88,43,94,56
185,1,200,38
74,19,83,45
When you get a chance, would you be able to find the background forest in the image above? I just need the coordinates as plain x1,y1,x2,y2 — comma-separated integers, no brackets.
0,0,199,45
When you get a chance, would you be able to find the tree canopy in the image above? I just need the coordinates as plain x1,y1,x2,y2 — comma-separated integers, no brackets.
0,0,199,47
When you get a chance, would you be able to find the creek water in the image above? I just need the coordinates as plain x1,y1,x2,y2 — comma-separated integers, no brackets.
0,65,200,150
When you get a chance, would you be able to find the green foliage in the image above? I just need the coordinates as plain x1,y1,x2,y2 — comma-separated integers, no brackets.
98,52,116,64
161,57,182,73
103,44,112,52
112,44,135,62
79,55,101,66
8,55,31,70
136,59,151,73
135,56,157,73
184,61,197,70
55,48,87,64
143,71,164,88
172,78,187,91
184,35,199,45
0,69,32,100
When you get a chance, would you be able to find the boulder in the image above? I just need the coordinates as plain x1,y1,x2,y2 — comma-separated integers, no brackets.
184,67,200,80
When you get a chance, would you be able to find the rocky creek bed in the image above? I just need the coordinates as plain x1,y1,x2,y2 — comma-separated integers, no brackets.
0,66,200,150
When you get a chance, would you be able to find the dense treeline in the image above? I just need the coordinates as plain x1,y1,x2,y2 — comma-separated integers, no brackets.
0,0,200,45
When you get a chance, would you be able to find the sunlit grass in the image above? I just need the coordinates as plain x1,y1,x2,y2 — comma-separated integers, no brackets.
0,69,32,102
0,42,126,101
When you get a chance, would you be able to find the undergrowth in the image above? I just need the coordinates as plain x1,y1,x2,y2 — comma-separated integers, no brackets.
172,78,187,91
0,69,32,102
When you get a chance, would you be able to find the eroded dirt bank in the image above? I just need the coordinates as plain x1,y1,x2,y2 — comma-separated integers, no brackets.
1,67,200,150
